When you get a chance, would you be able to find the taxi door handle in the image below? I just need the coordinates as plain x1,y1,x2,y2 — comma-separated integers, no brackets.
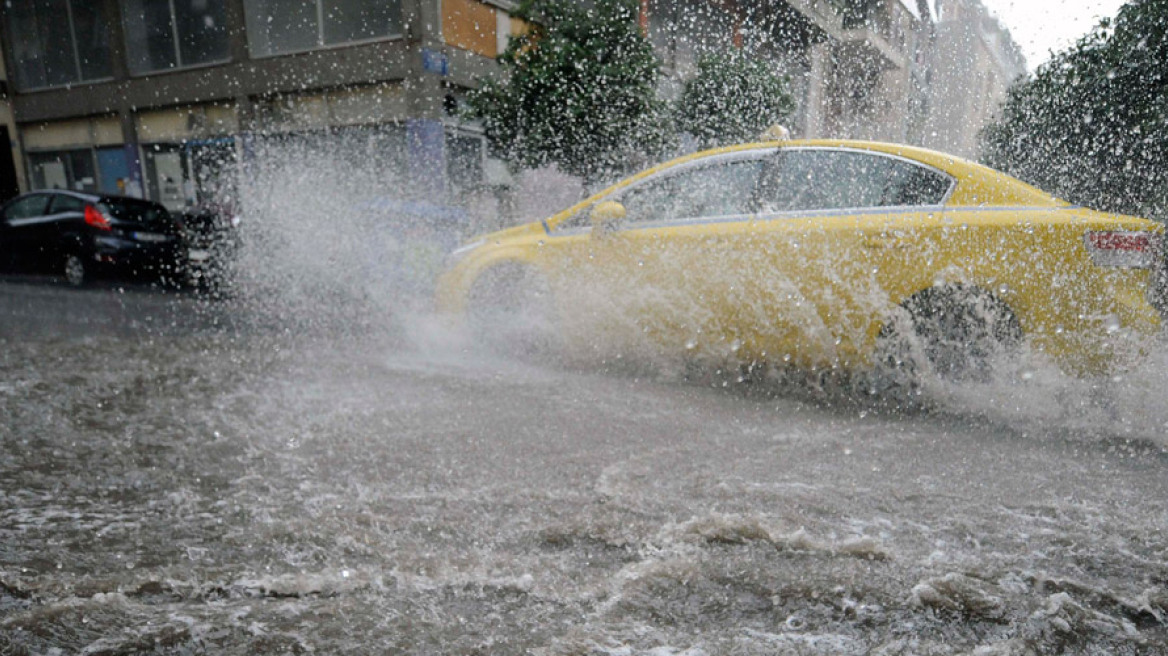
863,236,894,249
862,235,909,250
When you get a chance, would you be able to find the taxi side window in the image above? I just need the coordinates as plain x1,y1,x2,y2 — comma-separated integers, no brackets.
757,150,950,212
882,159,951,205
619,159,765,225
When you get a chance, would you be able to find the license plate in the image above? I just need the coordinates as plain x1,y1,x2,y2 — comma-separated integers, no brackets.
189,249,211,262
133,231,170,243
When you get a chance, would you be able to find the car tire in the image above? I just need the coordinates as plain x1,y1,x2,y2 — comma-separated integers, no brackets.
63,253,88,287
884,285,1022,384
467,264,559,358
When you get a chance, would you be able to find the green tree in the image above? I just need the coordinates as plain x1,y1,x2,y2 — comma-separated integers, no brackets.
469,0,670,183
674,49,795,149
980,0,1168,220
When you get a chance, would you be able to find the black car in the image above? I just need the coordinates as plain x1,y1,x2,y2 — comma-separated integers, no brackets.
0,190,187,286
179,203,241,292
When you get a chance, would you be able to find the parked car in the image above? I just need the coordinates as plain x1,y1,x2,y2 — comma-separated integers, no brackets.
0,190,187,287
437,138,1164,379
179,202,241,293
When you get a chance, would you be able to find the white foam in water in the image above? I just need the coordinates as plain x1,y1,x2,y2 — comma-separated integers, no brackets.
229,132,468,336
920,335,1168,448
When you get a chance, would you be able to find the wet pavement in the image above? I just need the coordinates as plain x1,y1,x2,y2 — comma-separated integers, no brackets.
2,278,1167,654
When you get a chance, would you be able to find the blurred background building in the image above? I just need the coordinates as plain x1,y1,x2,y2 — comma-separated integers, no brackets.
0,0,510,211
0,0,1023,213
921,0,1026,157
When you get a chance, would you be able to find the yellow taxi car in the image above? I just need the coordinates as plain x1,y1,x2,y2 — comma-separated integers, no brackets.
436,139,1163,378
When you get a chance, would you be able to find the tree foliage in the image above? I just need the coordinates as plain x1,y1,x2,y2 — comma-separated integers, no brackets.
980,0,1168,219
468,0,670,182
674,49,795,149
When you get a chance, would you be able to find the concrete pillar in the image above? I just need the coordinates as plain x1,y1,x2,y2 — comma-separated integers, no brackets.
101,0,146,197
224,0,251,64
404,0,448,200
803,42,831,138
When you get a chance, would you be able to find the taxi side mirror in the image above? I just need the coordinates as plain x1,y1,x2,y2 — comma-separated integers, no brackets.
590,201,626,238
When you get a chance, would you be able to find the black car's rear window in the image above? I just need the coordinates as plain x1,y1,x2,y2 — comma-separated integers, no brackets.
98,198,171,224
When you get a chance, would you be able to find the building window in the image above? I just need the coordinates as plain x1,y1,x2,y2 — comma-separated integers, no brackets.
142,140,237,211
7,0,113,90
28,149,99,193
122,0,230,74
244,0,404,57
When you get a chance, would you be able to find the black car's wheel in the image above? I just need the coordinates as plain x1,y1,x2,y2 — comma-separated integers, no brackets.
467,264,559,357
880,285,1022,384
63,253,88,287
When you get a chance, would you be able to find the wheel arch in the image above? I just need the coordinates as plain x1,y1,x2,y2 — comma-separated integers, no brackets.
886,282,1021,330
438,247,545,317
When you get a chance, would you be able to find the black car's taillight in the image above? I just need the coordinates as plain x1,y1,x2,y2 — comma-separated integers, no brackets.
84,204,112,231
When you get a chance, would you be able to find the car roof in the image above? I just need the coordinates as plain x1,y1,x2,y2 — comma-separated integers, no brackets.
718,139,1066,208
21,189,168,209
24,189,101,202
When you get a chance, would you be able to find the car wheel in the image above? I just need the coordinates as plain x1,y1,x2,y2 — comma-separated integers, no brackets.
63,253,88,287
467,264,559,357
896,285,1022,383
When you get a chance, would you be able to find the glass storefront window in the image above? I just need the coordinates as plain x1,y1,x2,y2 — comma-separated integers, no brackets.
28,150,99,193
244,0,403,57
122,0,230,74
142,140,237,212
7,0,113,90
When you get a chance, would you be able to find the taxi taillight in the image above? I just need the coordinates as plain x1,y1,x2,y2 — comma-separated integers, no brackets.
84,204,112,231
1084,230,1161,268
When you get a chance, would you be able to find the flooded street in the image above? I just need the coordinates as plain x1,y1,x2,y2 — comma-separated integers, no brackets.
2,281,1167,654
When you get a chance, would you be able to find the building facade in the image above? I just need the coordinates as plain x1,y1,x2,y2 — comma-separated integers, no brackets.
1,0,517,210
920,0,1026,158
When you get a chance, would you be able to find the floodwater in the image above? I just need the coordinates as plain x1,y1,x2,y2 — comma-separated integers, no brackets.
4,143,1168,653
2,278,1167,655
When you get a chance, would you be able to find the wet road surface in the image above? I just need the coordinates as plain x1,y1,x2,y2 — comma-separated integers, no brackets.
2,279,1167,654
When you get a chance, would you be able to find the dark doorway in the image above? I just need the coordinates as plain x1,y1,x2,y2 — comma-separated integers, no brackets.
0,126,19,203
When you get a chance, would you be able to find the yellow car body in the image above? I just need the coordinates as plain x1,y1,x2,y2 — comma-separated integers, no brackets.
437,140,1162,375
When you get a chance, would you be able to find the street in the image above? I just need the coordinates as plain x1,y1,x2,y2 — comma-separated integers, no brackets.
1,278,1167,654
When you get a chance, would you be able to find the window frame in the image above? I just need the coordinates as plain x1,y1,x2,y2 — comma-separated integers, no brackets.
616,157,769,228
756,146,957,215
2,193,52,223
120,0,232,77
7,0,115,92
49,193,87,214
550,146,957,236
550,148,779,235
243,0,406,60
26,148,101,195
